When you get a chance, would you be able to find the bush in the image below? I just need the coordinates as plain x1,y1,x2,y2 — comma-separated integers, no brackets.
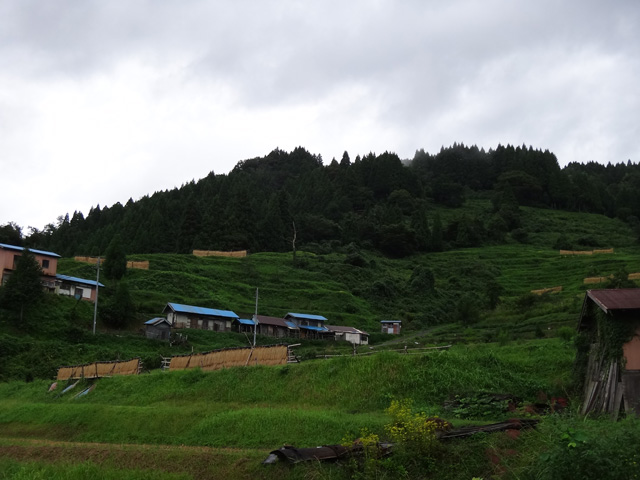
532,418,640,480
556,326,575,343
510,228,529,243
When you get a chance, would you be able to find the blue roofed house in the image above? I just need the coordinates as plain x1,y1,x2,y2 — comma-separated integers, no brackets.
0,242,60,291
284,312,332,339
55,274,104,303
163,302,239,331
233,315,300,338
0,243,102,302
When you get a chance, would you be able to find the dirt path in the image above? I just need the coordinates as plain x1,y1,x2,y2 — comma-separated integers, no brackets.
0,437,269,480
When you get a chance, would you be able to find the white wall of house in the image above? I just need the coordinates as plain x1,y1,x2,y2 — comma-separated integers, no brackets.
346,332,368,345
56,284,95,301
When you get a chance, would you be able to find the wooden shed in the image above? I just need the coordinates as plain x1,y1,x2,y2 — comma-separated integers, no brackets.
144,317,172,340
577,289,640,417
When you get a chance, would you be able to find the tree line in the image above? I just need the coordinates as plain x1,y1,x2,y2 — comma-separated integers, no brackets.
3,143,640,258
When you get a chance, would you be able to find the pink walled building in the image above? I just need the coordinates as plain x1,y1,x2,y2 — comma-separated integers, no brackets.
0,242,59,290
0,243,102,302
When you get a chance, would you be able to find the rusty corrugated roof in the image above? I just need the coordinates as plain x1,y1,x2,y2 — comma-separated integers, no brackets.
587,289,640,313
255,315,291,328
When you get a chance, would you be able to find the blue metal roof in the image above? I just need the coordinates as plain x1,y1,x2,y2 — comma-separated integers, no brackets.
236,318,256,325
164,302,239,319
0,242,61,258
284,321,299,329
56,274,104,287
144,317,170,325
380,320,402,323
286,312,328,322
298,325,329,332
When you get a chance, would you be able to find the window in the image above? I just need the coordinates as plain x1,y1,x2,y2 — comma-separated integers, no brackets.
12,255,20,269
42,259,50,269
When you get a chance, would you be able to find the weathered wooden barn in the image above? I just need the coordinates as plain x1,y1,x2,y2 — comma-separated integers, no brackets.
577,289,640,417
163,302,239,331
144,317,172,340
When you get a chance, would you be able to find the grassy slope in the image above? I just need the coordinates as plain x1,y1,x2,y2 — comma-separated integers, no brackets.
1,204,640,478
58,205,640,333
0,339,573,479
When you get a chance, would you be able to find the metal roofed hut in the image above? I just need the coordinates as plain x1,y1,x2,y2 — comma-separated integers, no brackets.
577,289,640,417
144,317,172,340
380,320,402,334
163,302,239,331
284,312,333,340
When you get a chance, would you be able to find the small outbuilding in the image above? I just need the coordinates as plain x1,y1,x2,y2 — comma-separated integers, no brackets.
577,288,640,417
163,302,239,331
234,318,256,334
144,317,172,340
380,320,401,334
326,325,369,345
55,274,104,303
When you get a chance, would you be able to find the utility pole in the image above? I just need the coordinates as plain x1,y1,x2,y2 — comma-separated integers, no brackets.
92,256,100,335
252,287,259,347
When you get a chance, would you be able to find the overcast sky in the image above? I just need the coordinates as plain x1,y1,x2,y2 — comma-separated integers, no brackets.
1,0,638,232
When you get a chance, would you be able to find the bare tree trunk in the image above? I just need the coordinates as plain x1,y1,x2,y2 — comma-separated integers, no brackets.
292,220,297,266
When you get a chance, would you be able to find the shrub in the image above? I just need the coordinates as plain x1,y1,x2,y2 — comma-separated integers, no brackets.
532,418,640,480
556,326,575,343
510,228,529,243
384,398,446,473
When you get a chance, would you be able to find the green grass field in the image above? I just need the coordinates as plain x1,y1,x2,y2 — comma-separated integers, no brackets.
1,204,640,478
0,339,576,479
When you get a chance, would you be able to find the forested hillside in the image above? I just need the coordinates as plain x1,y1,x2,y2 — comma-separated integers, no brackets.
3,144,640,258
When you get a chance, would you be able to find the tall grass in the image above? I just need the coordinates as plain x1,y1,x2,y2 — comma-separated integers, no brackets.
0,460,191,480
0,339,573,448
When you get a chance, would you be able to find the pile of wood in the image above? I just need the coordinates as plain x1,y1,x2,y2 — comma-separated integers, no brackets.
74,256,149,270
57,358,141,380
530,286,563,295
581,344,625,419
169,344,288,371
560,248,614,255
263,419,538,465
584,272,640,284
126,260,149,270
192,249,247,258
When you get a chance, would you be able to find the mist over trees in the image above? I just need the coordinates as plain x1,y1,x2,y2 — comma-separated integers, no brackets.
13,144,640,258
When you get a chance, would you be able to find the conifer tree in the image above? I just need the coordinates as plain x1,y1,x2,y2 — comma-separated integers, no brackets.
0,248,44,325
103,235,127,280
